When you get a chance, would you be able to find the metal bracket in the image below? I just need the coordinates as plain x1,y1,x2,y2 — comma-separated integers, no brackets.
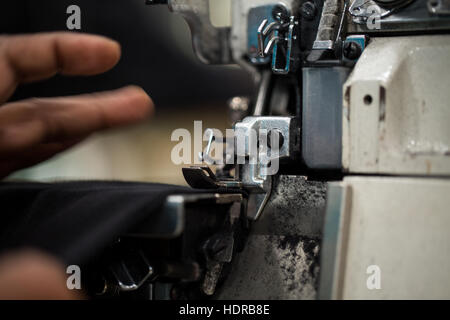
256,10,298,74
272,16,298,75
308,0,347,62
183,166,243,189
183,116,300,221
109,250,155,292
349,0,416,23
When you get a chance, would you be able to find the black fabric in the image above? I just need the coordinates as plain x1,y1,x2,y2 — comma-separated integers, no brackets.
0,181,204,264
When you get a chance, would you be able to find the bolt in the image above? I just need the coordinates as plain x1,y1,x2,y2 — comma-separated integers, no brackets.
272,4,290,22
343,41,362,60
301,2,317,20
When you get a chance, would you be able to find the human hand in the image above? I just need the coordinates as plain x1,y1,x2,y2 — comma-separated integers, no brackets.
0,32,154,178
0,249,83,300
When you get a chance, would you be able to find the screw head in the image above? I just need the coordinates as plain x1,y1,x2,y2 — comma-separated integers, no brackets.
272,4,290,22
301,2,317,20
343,41,362,60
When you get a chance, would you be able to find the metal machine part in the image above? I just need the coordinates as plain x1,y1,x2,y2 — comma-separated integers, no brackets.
146,0,233,64
135,0,450,300
349,0,415,22
231,0,298,70
86,192,246,299
302,67,350,169
234,116,300,166
428,0,450,15
343,35,367,61
235,116,300,220
108,250,156,292
184,116,300,220
342,35,450,176
183,166,243,189
312,0,344,50
256,4,300,74
347,0,450,33
320,176,450,299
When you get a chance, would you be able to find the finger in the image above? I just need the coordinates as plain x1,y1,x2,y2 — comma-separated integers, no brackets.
0,86,153,156
0,32,121,103
0,138,84,178
0,250,83,300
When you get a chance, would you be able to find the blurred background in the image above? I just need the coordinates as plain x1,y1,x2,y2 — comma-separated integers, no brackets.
0,0,254,185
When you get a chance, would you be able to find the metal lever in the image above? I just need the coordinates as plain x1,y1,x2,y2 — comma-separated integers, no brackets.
257,19,286,57
256,16,298,75
264,35,281,56
183,166,243,190
198,129,216,164
272,16,297,75
257,19,269,57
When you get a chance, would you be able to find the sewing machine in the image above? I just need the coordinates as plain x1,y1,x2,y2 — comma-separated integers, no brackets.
74,0,450,299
